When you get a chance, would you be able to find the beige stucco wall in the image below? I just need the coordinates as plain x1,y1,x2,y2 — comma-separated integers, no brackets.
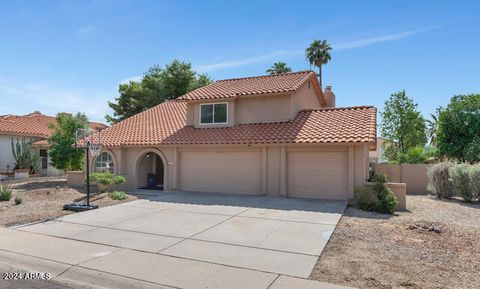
236,94,292,124
186,83,322,127
375,163,429,194
290,83,322,115
95,143,370,200
0,135,17,171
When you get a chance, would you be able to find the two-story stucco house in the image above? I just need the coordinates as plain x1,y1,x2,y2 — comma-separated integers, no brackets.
91,71,376,200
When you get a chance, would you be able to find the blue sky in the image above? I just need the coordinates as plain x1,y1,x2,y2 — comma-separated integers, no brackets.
0,0,479,123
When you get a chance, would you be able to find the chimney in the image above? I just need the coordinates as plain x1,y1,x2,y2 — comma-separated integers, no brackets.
323,86,336,107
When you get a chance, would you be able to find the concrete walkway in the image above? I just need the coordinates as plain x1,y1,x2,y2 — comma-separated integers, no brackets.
0,191,354,289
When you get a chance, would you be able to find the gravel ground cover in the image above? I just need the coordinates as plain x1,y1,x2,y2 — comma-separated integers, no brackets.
311,195,480,289
0,177,136,227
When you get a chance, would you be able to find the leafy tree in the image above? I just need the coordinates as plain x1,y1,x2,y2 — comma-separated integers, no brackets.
106,59,212,124
305,39,332,90
266,62,292,75
380,90,427,162
48,113,89,171
436,94,480,162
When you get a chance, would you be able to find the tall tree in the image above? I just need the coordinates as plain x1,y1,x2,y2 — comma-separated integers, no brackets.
48,113,89,171
380,90,427,162
106,59,212,124
426,107,442,146
305,39,332,90
437,94,480,162
266,62,292,75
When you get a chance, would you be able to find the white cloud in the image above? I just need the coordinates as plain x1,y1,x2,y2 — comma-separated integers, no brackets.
0,79,112,123
333,26,440,50
195,50,303,72
193,26,440,72
75,25,96,39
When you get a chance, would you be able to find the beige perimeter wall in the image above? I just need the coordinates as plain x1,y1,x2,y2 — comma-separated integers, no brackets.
88,143,370,200
375,163,430,194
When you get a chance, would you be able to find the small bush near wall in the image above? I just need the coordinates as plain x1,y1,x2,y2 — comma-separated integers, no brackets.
0,183,12,201
109,191,127,200
89,173,126,193
355,174,398,214
449,164,473,202
469,165,480,201
428,162,454,199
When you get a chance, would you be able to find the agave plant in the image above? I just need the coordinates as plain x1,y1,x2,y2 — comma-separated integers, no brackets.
11,138,32,170
30,150,41,174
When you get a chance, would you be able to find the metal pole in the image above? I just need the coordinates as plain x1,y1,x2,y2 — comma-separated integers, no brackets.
86,144,90,206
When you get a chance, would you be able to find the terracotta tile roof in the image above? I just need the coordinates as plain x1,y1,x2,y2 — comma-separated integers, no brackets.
0,112,107,141
99,100,376,147
178,71,320,100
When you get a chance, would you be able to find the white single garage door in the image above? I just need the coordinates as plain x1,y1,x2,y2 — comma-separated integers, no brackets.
288,151,347,199
180,151,262,195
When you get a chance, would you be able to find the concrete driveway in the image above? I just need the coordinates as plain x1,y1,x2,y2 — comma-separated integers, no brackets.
1,191,351,289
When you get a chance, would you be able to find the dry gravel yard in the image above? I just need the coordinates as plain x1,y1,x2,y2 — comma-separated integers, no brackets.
311,195,480,289
0,177,136,227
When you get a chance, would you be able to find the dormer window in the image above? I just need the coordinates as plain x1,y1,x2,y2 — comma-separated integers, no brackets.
200,102,228,124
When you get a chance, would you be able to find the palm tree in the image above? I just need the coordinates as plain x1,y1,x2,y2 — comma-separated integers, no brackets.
266,62,292,75
305,39,332,90
426,107,443,146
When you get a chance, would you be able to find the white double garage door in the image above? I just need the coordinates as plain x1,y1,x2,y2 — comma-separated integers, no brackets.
179,148,348,200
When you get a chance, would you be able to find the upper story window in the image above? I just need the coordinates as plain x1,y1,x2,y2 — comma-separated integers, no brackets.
200,102,228,124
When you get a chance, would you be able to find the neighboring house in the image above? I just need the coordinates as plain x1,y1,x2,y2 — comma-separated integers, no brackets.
0,112,106,176
90,71,376,200
369,137,388,163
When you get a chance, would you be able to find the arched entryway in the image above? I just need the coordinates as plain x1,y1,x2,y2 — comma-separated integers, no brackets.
136,151,165,190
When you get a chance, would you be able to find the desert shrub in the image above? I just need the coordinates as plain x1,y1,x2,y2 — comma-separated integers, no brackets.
89,172,126,193
0,183,12,201
465,137,480,163
109,191,127,200
14,196,22,205
355,185,378,211
468,165,480,201
355,174,397,214
428,162,454,199
449,164,473,202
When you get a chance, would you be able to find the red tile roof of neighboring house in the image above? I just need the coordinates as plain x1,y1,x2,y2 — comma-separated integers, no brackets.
178,71,323,101
0,112,107,143
98,100,377,147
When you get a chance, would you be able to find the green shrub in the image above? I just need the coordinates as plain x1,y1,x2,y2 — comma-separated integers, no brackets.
398,147,427,164
465,136,480,163
109,191,127,200
468,165,480,201
14,196,22,205
428,162,454,199
449,164,473,202
355,174,397,214
0,184,12,201
89,173,126,193
355,185,378,211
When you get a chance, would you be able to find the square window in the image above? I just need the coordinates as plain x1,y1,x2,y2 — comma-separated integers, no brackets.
200,103,228,124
